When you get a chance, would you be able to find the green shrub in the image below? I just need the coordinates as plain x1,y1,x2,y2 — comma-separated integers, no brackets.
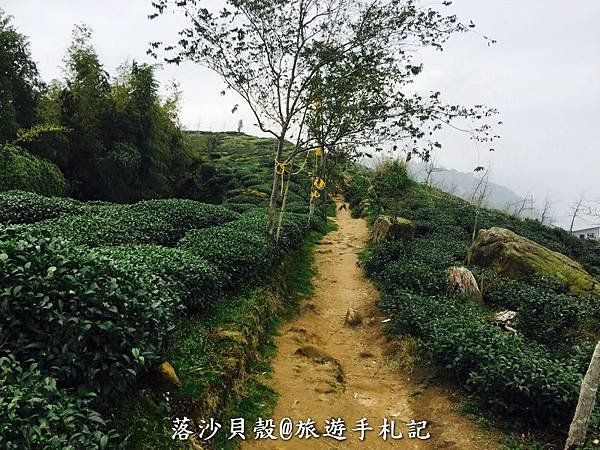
225,210,309,252
285,202,308,214
0,144,68,196
224,194,266,205
180,226,277,289
222,202,257,214
380,261,447,295
99,245,223,311
484,275,585,346
0,354,117,449
25,210,173,247
0,190,85,225
382,290,581,426
131,198,240,241
0,229,181,402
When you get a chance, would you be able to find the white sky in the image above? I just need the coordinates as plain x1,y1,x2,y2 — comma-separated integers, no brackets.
2,0,599,229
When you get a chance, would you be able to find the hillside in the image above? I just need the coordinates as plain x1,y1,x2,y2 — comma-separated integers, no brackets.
345,160,600,448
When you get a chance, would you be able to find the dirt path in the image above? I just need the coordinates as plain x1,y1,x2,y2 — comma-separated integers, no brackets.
243,205,500,449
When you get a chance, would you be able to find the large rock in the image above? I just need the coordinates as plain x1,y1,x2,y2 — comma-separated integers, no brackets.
447,266,483,304
371,215,415,243
155,361,181,387
467,227,600,298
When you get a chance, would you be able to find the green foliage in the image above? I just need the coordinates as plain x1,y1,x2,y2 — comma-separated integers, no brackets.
0,12,41,142
0,355,117,450
0,229,181,403
381,289,581,426
99,245,223,312
0,190,84,224
12,124,71,166
131,198,240,241
225,210,310,252
353,162,600,437
0,144,67,196
180,226,277,290
483,274,586,347
26,210,173,247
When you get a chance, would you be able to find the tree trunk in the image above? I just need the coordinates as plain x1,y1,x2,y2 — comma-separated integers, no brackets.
565,340,600,450
266,138,284,235
275,171,291,242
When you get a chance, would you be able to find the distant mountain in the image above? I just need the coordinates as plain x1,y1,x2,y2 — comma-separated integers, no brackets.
406,161,525,213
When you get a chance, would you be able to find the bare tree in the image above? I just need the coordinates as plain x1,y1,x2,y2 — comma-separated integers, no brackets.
540,192,554,225
471,166,492,242
424,154,445,188
565,341,600,450
570,191,588,232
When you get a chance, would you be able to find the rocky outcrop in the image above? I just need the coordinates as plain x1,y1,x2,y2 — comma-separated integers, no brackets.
467,227,600,298
447,266,483,304
370,215,415,243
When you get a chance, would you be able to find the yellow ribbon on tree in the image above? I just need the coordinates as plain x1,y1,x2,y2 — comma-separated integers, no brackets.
315,146,323,157
313,177,326,191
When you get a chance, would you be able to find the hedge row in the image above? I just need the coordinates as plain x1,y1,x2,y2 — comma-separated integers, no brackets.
6,195,239,248
130,198,240,241
0,190,85,225
380,289,581,426
0,229,182,447
98,245,223,312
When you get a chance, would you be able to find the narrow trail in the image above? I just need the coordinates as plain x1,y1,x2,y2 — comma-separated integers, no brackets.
243,205,499,449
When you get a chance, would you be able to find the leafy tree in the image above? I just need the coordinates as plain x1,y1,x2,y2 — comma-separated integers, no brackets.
59,24,113,199
0,10,42,142
149,0,497,235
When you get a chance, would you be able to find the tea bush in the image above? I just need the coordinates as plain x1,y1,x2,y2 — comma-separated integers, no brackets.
0,190,85,225
225,194,266,205
353,161,596,430
483,275,585,346
25,210,173,247
381,289,581,426
0,229,181,402
225,210,310,252
131,198,240,240
180,226,277,289
99,244,223,311
222,202,257,213
0,355,117,449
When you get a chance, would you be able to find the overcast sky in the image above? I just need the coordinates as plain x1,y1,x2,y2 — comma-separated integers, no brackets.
3,0,599,229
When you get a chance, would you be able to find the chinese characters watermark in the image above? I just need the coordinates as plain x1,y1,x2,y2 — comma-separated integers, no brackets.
172,416,431,442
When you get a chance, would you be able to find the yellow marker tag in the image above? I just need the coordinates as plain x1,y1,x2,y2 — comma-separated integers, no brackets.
315,147,323,157
313,178,326,190
310,190,320,199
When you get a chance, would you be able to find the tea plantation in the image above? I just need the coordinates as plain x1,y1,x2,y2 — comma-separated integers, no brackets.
346,161,600,446
0,133,326,449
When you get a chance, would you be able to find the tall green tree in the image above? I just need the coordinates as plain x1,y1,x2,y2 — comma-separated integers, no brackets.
0,10,42,143
60,24,112,199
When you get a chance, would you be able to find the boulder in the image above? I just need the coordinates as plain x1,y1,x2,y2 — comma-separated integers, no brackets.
467,227,600,298
155,361,181,387
447,266,483,304
371,215,415,243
